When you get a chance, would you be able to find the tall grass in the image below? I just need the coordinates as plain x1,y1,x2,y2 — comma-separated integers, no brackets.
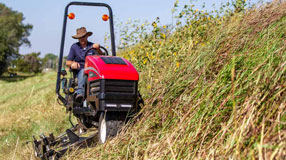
71,1,286,159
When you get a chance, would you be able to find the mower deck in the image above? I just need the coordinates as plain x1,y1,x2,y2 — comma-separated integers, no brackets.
33,125,97,160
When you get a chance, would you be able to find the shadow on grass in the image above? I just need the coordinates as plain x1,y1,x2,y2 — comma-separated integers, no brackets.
0,75,35,82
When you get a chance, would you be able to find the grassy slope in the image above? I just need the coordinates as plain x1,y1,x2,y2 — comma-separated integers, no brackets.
0,72,69,159
1,1,286,159
71,2,286,159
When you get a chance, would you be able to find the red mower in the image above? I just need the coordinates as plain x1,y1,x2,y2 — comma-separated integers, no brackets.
32,2,143,159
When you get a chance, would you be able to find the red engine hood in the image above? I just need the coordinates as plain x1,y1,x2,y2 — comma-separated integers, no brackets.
84,56,139,81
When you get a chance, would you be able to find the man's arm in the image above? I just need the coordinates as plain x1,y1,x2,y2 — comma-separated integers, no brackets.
66,45,80,69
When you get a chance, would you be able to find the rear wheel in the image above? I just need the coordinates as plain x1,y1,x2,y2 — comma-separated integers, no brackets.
98,112,124,144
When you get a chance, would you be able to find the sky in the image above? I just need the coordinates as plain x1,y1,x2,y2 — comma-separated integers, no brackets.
1,0,266,57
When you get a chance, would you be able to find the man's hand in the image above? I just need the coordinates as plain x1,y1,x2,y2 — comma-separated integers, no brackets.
92,43,103,55
93,43,100,49
71,62,80,69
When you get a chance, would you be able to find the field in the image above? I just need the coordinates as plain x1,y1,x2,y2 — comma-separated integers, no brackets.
1,0,286,159
0,72,69,159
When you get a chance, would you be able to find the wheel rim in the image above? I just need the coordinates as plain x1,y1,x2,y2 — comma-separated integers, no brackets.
33,144,38,157
100,117,107,143
79,128,83,134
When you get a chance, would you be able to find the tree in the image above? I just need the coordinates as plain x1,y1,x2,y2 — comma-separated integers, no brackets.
0,3,32,75
15,52,42,73
42,53,57,70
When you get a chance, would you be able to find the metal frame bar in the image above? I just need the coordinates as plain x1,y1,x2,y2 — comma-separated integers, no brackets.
56,2,116,98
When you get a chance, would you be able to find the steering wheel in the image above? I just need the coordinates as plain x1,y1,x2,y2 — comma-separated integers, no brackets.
85,46,109,57
69,46,108,73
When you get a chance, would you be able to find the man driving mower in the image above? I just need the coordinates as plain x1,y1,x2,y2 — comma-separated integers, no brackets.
32,3,144,159
66,27,103,102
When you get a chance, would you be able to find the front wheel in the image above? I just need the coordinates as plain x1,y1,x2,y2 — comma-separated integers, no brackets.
98,112,124,144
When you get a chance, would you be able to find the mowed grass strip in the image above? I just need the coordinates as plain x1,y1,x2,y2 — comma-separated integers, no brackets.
0,72,70,159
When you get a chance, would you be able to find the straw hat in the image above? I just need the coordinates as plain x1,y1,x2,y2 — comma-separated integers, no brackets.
72,27,93,39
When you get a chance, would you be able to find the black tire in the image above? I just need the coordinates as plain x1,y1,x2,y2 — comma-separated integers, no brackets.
98,112,123,144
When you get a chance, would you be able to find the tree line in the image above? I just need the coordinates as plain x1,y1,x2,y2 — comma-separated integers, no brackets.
9,53,58,74
0,3,57,76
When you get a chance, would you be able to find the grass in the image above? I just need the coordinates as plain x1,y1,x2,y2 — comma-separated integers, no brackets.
0,72,70,159
70,1,286,159
1,0,286,159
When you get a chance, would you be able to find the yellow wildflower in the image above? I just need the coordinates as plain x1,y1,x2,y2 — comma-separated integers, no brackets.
146,52,149,57
173,52,177,56
161,33,166,39
152,22,157,28
143,59,148,64
176,62,180,68
163,25,167,29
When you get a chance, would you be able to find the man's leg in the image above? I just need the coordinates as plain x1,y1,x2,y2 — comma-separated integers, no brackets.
76,69,86,102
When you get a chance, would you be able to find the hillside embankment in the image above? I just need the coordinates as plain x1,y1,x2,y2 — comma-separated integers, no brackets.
1,1,286,159
71,1,286,159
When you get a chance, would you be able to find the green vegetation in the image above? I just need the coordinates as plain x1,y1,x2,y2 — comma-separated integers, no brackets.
0,72,69,159
0,3,57,76
1,0,286,159
12,52,42,73
42,53,58,70
0,3,32,75
70,1,286,159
